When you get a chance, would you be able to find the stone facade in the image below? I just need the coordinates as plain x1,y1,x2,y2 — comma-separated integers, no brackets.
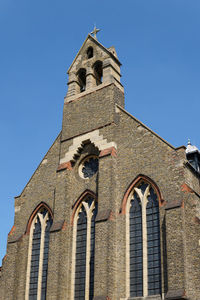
0,34,200,300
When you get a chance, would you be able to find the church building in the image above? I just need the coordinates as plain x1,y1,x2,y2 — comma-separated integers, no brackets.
0,30,200,300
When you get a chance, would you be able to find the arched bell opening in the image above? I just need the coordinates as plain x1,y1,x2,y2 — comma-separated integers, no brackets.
87,46,93,59
93,61,103,86
77,68,86,92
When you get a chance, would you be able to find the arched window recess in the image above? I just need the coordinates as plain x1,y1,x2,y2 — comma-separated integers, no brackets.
71,191,98,300
93,61,103,86
77,68,86,93
123,176,162,298
25,203,53,300
87,47,93,59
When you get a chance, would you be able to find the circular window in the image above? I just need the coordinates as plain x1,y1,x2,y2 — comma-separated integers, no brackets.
79,156,99,179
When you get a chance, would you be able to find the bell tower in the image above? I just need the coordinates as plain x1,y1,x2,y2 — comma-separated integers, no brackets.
61,30,124,142
65,29,123,100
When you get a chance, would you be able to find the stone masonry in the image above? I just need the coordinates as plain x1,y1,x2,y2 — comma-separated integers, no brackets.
0,33,200,300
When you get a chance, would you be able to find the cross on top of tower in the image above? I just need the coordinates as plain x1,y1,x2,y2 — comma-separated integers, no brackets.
90,25,100,39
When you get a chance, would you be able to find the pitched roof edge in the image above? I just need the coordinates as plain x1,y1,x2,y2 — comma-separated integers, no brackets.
15,131,62,199
116,104,184,151
67,34,121,74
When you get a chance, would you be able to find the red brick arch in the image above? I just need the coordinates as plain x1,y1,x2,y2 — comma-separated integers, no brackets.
26,202,53,234
71,190,97,225
120,174,164,215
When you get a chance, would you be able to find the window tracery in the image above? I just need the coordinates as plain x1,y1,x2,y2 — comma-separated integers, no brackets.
79,156,99,179
25,207,52,300
71,194,98,300
126,180,161,298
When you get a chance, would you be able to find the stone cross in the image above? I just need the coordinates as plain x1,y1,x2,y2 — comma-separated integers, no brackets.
91,26,100,39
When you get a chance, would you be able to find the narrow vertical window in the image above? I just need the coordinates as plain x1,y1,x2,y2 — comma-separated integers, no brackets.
26,207,52,300
72,194,97,300
29,216,41,299
93,61,103,86
126,180,161,298
77,68,86,92
41,215,52,300
89,202,98,300
74,206,87,300
129,193,143,297
146,188,161,296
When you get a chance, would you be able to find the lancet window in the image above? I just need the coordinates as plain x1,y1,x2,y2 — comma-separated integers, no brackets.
126,180,161,298
25,206,52,300
71,194,98,300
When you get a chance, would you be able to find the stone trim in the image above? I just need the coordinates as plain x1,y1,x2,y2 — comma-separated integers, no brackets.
8,234,23,244
165,199,183,210
25,210,51,300
99,147,117,158
96,209,111,222
121,175,164,215
50,220,65,232
57,161,73,172
181,183,194,193
65,81,124,103
26,202,53,234
93,296,109,300
71,190,97,225
60,129,117,165
181,182,200,198
8,225,16,236
71,194,97,300
127,296,161,300
165,288,188,299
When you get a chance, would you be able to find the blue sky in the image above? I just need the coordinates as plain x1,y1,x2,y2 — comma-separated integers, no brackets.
0,0,200,261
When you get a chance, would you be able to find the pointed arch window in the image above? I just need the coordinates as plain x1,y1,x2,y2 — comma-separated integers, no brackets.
126,180,161,298
71,193,98,300
25,206,53,300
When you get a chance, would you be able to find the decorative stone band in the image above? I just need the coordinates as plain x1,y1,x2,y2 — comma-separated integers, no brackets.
58,130,117,170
